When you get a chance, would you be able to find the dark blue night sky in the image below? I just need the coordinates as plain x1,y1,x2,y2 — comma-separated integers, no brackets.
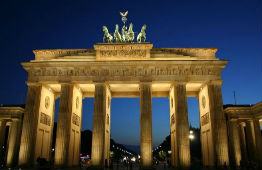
0,0,261,147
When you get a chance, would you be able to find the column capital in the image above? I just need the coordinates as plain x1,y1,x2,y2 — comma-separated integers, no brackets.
139,81,152,85
9,118,20,122
170,81,187,86
229,118,239,122
26,82,42,86
239,121,246,126
207,80,223,86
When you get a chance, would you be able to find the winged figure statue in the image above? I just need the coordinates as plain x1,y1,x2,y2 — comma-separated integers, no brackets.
120,11,128,17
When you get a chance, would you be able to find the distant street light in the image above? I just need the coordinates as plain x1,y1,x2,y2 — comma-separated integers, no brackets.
189,130,195,140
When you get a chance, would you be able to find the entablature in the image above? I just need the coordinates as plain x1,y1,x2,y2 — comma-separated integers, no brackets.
32,44,219,61
22,60,226,83
224,102,262,121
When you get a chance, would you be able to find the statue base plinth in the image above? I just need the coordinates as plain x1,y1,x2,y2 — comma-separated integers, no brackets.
94,43,153,60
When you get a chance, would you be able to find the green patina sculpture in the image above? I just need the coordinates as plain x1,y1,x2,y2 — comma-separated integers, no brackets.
114,24,122,43
127,23,135,42
102,11,147,43
102,26,113,43
137,24,146,43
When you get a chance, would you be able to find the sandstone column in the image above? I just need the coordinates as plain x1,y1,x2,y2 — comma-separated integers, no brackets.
245,120,256,162
6,119,22,167
199,81,229,167
55,84,82,167
140,83,152,169
19,84,55,167
238,123,248,162
91,83,111,168
169,83,190,168
0,120,7,160
18,85,42,167
208,81,229,166
228,119,241,167
253,118,262,167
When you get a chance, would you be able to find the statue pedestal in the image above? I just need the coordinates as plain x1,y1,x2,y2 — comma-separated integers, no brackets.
94,43,153,60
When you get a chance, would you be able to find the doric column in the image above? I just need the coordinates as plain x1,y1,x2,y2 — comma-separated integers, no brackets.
253,118,262,167
199,81,229,167
238,123,248,162
245,120,256,162
91,83,111,168
140,83,152,169
169,83,190,168
18,85,42,167
19,84,55,167
55,84,82,167
228,120,241,167
0,120,7,160
6,119,22,167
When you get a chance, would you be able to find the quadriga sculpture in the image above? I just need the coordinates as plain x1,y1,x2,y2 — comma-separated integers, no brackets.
103,26,113,43
137,24,146,43
127,23,135,42
114,24,122,43
121,25,128,42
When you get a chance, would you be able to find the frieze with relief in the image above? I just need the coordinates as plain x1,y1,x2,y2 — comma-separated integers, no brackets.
30,65,221,78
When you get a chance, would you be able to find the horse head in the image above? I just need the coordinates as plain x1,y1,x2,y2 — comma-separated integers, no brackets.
128,23,133,32
141,24,147,32
115,24,119,32
102,26,108,33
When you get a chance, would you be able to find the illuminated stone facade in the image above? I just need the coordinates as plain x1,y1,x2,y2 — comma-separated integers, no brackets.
224,102,262,168
11,43,234,168
0,106,24,167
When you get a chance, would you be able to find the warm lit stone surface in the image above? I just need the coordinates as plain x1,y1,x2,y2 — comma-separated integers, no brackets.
19,43,262,169
228,120,241,166
6,119,22,167
18,85,55,166
238,123,248,161
224,102,262,167
55,84,82,167
0,120,7,159
18,85,42,166
207,82,229,166
91,84,111,168
253,118,262,167
199,81,230,166
245,121,256,161
140,83,152,168
169,83,190,168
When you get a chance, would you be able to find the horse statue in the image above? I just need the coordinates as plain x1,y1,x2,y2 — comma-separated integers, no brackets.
114,24,122,43
121,25,128,42
127,23,134,42
137,24,147,43
102,26,113,43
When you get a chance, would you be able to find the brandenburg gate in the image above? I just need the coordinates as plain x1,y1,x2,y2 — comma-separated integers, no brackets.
18,42,230,168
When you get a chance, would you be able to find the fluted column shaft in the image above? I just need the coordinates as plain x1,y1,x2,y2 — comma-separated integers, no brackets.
18,85,42,167
6,120,22,167
228,120,241,167
245,120,256,162
91,83,111,168
140,83,152,169
207,82,229,166
0,120,7,160
169,83,190,168
253,118,262,167
55,84,82,167
238,123,248,162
